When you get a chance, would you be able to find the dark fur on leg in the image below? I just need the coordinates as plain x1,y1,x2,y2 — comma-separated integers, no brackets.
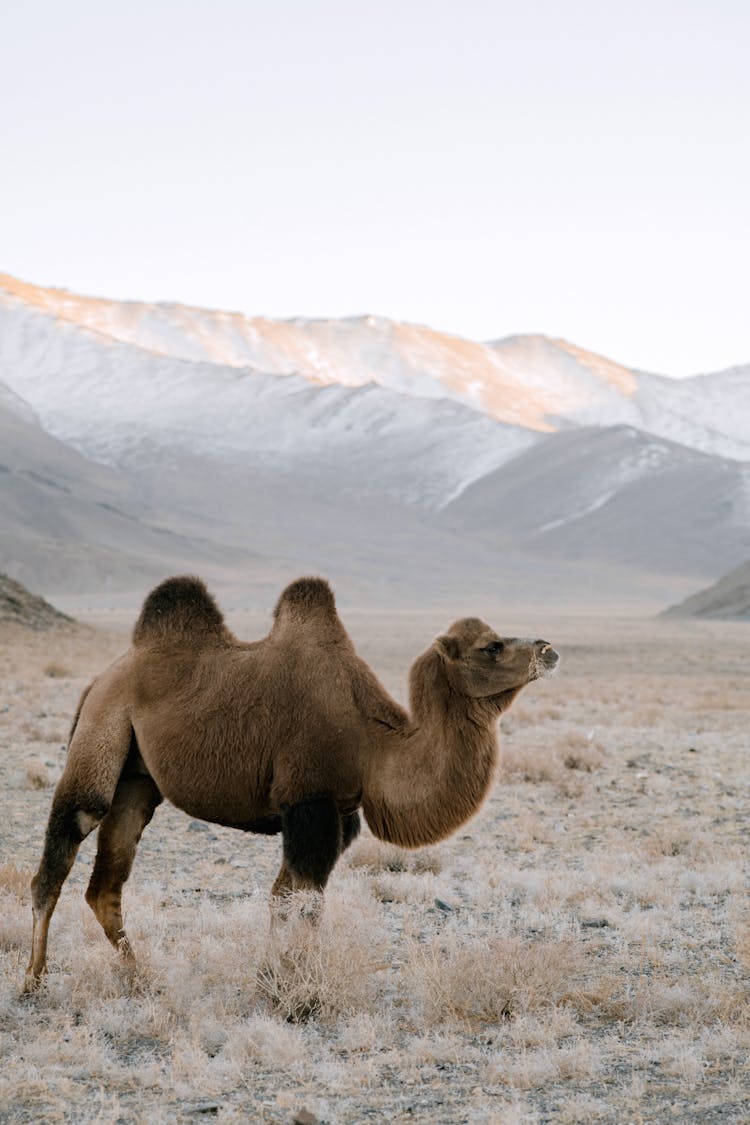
281,794,342,888
341,810,361,852
25,794,109,990
32,797,108,906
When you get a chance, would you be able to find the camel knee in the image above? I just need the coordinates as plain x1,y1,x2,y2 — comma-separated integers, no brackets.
281,795,342,889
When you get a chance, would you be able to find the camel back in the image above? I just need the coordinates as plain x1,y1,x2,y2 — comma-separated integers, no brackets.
133,576,229,646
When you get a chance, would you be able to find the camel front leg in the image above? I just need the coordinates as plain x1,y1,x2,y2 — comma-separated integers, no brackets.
270,794,343,921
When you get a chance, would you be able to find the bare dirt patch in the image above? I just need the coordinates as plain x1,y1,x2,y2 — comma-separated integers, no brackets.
1,611,749,1123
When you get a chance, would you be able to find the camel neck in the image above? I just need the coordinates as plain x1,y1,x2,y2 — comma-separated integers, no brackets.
362,649,499,847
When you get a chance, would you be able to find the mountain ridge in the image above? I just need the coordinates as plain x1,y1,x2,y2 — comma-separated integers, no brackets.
1,271,748,608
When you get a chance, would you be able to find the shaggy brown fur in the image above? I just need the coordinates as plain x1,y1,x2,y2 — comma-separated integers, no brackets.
24,575,558,990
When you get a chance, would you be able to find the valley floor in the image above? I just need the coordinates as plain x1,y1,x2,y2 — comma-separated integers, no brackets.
0,608,749,1123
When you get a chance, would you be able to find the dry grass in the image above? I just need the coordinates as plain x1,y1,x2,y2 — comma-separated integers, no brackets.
1,612,749,1122
43,662,72,679
21,757,55,789
257,887,388,1022
404,931,583,1022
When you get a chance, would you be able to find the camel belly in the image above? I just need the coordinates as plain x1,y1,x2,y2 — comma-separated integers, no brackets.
131,725,362,831
131,718,274,826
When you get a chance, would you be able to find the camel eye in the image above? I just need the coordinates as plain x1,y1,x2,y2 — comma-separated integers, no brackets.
483,641,504,656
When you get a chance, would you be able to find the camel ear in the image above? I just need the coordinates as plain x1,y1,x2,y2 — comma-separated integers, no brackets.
435,634,460,661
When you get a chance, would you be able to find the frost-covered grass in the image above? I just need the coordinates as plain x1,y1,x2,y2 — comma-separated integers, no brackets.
1,613,749,1123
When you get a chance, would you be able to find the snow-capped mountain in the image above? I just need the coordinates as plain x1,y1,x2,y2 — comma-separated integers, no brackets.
0,271,748,606
2,272,748,462
0,289,538,509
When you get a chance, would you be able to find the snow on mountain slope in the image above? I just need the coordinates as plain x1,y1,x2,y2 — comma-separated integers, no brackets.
4,272,747,463
0,381,254,593
439,425,750,576
488,336,750,461
0,297,538,509
0,273,556,431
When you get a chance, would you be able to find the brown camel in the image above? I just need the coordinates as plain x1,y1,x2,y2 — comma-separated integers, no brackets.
24,575,558,990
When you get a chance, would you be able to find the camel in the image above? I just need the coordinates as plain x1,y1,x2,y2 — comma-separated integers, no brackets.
24,575,559,990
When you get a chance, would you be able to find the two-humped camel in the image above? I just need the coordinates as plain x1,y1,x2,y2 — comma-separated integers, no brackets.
25,575,558,990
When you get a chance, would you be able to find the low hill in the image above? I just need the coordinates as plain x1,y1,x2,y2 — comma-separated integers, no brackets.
662,560,750,619
0,573,72,630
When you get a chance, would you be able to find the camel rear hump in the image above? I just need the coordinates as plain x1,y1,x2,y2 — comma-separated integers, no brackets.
272,577,347,639
133,576,231,646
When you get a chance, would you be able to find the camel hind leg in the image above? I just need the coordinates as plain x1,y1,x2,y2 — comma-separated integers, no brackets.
24,698,133,992
25,796,108,991
85,771,162,966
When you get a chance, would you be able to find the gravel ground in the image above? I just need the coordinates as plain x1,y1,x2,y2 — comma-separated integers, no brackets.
1,608,749,1123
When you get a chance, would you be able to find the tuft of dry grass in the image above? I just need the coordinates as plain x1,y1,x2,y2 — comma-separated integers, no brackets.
42,662,72,679
346,836,444,874
486,1038,602,1090
404,930,584,1023
501,727,603,782
22,757,54,789
0,864,31,898
257,888,388,1023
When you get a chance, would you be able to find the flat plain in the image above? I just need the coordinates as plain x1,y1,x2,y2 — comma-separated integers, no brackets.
1,606,749,1124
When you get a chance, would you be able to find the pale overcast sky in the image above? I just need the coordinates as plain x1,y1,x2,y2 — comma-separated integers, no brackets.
2,0,748,375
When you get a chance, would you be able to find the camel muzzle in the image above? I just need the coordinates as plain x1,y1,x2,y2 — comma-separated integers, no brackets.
537,641,560,671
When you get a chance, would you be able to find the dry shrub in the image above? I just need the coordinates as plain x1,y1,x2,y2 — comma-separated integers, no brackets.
370,871,442,905
337,1011,394,1053
732,923,750,971
560,731,604,772
43,662,72,679
506,1007,579,1048
23,757,53,788
500,703,534,731
0,863,29,955
257,890,387,1022
658,1036,707,1086
487,1038,601,1090
18,721,46,742
404,932,583,1023
410,1029,480,1066
500,744,562,783
0,877,30,951
570,972,747,1028
217,1014,307,1071
554,1094,610,1123
0,864,31,898
347,836,443,875
501,727,601,782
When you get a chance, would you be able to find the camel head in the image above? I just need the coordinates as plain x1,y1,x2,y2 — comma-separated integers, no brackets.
435,617,559,701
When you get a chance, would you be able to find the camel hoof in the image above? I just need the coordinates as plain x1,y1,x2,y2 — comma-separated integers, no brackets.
21,969,46,997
